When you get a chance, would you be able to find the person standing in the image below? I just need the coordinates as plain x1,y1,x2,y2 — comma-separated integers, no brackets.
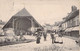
43,30,47,41
50,31,55,44
36,31,41,44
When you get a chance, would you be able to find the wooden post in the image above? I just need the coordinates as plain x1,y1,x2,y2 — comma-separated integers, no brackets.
13,18,15,30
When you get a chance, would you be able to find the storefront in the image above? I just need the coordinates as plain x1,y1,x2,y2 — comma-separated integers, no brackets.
65,28,72,36
71,26,79,37
65,26,79,37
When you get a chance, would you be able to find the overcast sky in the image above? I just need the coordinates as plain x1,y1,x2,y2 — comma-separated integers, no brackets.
0,0,79,25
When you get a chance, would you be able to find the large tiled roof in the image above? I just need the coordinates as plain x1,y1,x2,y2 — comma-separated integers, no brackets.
2,8,42,29
13,8,32,16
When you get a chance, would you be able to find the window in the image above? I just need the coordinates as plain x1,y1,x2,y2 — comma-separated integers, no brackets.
67,20,71,28
76,15,79,26
72,18,76,27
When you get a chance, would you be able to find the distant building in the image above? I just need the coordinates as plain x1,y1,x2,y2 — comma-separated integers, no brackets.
43,24,53,33
53,22,63,33
0,20,5,29
0,20,5,35
61,6,79,37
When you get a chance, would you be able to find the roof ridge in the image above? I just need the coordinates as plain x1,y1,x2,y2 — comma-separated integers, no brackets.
13,8,32,16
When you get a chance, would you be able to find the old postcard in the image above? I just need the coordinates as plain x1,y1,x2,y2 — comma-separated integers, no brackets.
0,0,79,51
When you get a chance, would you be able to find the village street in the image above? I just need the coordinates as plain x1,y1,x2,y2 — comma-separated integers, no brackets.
0,34,79,51
0,0,79,51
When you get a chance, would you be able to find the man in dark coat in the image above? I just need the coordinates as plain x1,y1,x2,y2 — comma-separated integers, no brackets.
43,30,47,41
50,31,55,44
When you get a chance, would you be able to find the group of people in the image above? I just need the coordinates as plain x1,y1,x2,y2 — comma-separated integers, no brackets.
35,29,57,44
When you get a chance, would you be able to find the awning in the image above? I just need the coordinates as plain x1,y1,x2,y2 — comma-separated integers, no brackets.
65,27,74,32
65,28,70,32
71,26,79,31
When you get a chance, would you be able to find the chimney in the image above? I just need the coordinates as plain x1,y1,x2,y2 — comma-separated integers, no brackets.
63,17,66,21
71,6,77,12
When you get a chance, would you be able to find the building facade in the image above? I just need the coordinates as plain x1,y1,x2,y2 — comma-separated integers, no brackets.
61,6,79,37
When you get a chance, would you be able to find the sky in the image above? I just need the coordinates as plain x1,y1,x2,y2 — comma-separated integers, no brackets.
0,0,79,25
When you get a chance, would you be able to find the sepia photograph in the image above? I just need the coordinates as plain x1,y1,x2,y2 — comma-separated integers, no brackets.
0,0,79,51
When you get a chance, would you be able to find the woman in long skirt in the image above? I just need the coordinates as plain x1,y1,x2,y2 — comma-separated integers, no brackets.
36,32,41,44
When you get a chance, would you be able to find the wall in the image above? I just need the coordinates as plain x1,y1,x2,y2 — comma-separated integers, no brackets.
67,15,79,28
